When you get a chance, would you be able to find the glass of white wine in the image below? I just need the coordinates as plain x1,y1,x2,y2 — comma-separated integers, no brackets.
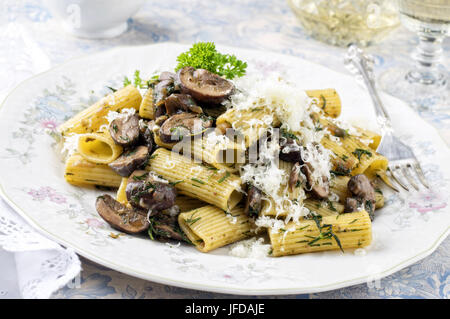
379,0,450,111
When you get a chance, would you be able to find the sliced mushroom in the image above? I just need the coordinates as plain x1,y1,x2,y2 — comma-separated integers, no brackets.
279,138,302,163
302,163,330,199
153,79,175,108
164,94,203,115
109,114,140,147
148,209,188,242
138,120,155,151
288,162,301,192
159,112,213,143
108,145,149,177
126,171,177,211
344,197,359,213
244,185,263,218
346,174,376,219
178,67,234,104
158,71,176,82
95,194,149,234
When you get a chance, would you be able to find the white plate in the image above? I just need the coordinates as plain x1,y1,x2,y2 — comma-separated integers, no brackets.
0,42,449,295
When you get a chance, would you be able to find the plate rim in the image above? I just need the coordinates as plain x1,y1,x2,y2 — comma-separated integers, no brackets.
0,42,449,295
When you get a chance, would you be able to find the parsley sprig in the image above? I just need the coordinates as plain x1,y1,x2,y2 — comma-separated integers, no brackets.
175,42,247,79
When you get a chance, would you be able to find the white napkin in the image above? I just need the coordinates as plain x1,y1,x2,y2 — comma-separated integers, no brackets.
0,199,81,298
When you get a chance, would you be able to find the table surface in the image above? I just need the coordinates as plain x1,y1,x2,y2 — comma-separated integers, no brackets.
1,0,449,299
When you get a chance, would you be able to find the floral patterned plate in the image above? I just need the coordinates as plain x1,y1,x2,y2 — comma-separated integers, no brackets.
0,43,448,295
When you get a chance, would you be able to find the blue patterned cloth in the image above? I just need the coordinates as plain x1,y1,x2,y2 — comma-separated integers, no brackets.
1,0,448,299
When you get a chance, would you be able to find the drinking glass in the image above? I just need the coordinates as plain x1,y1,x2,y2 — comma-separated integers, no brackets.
378,0,450,111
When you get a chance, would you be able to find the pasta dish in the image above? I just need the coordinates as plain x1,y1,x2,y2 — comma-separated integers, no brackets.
57,43,388,257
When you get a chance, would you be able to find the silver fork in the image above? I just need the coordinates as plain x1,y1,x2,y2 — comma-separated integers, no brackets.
344,45,429,192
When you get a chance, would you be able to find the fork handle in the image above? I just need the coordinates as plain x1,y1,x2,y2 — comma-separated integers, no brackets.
345,45,392,131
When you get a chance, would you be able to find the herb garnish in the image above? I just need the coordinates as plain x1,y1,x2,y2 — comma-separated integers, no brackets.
191,177,205,185
352,148,372,161
186,212,201,226
308,215,344,252
218,171,230,183
175,42,247,79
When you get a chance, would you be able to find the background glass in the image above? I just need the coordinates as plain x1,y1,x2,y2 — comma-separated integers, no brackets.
379,0,450,111
287,0,400,47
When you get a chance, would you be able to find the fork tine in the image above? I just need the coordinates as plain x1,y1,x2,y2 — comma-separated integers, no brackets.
401,165,419,191
375,169,399,192
410,162,429,189
388,166,409,191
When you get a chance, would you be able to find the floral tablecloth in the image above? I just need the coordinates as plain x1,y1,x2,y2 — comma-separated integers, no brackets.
1,0,449,299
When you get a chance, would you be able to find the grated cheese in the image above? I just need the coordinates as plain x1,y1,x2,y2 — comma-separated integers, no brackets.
229,237,271,258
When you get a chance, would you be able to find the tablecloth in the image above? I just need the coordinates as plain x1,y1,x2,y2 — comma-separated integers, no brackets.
0,0,449,299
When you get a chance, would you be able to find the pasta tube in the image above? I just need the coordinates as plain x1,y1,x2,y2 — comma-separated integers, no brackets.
269,211,372,256
190,135,245,173
175,195,207,212
216,107,279,148
138,88,155,119
148,148,242,211
78,131,123,164
64,153,122,188
305,89,341,118
303,198,344,216
58,85,142,135
178,205,254,252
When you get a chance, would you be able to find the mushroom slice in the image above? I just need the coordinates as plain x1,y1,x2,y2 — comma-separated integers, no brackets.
164,93,203,115
126,171,177,211
95,194,149,234
279,138,302,163
108,145,149,177
178,67,234,104
158,71,176,82
288,162,301,192
347,174,376,202
244,185,263,218
138,120,155,152
344,197,359,213
347,174,376,220
159,112,213,143
149,208,188,242
153,79,175,108
109,114,140,147
302,163,330,199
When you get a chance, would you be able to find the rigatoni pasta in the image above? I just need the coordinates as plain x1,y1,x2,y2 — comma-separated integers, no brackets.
269,211,372,256
57,43,389,258
148,148,242,211
58,85,142,136
178,205,254,252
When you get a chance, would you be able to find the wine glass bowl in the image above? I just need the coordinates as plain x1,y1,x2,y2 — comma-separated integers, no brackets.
379,0,450,111
287,0,400,47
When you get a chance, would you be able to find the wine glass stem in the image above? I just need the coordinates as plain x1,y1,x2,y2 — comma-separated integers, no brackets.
406,33,447,87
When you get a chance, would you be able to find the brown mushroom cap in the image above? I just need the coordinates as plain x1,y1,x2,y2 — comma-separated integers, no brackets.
347,174,376,202
159,112,213,143
164,93,203,116
126,171,177,211
279,138,302,163
108,145,149,177
178,67,234,104
149,209,188,242
346,174,376,220
95,194,149,234
244,185,263,218
109,114,140,147
302,163,330,199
